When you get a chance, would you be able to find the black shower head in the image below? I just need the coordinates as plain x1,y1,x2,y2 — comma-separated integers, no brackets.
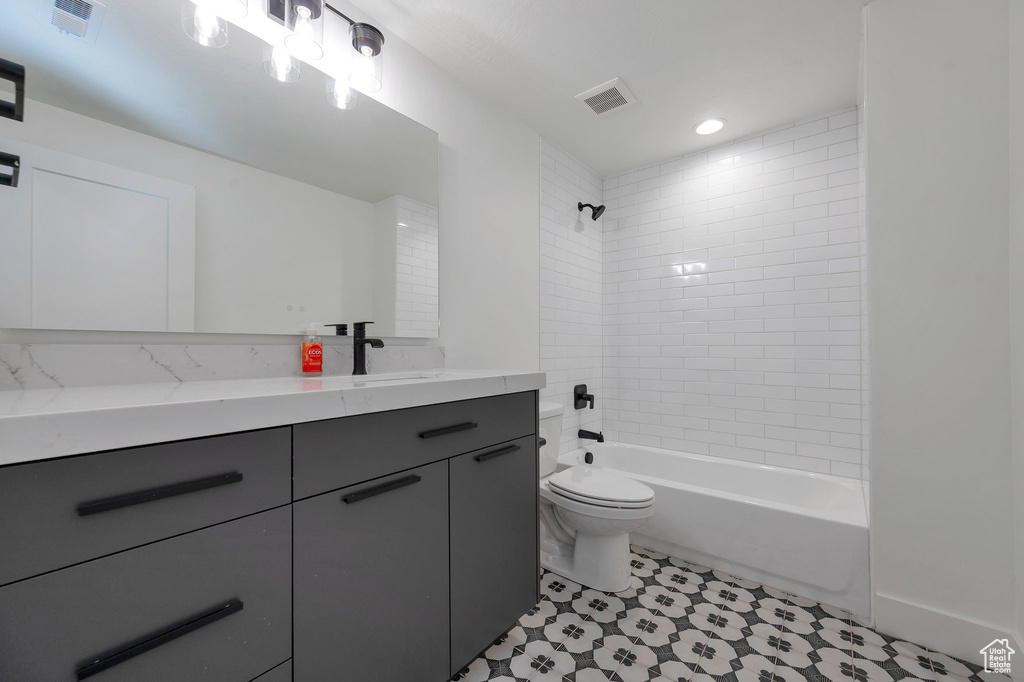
578,202,606,221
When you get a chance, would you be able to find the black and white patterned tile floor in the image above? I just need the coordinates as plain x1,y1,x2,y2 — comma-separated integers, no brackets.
455,546,1001,682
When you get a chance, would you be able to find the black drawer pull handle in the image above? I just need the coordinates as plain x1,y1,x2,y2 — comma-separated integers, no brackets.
418,421,478,439
75,599,243,680
475,444,522,462
343,475,422,504
538,437,547,447
76,472,244,517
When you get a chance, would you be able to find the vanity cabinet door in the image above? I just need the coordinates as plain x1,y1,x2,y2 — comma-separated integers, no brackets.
449,435,540,675
293,460,449,682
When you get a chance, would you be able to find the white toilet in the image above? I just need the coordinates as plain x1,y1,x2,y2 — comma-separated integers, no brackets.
538,401,655,592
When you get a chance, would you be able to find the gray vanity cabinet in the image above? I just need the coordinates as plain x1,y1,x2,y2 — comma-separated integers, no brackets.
449,434,540,676
0,390,539,682
293,460,451,682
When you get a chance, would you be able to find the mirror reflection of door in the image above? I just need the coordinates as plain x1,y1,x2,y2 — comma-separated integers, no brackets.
0,137,195,332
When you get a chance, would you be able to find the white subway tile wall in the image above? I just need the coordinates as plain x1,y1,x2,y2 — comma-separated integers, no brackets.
540,140,604,450
394,196,440,338
601,109,867,478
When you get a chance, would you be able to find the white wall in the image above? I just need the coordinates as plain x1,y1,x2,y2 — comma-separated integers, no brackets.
0,100,375,336
867,0,1018,662
601,110,867,478
1011,0,1024,652
1,2,541,372
539,139,604,451
347,0,540,370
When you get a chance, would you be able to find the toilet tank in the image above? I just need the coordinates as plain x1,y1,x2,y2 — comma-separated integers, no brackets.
538,401,564,478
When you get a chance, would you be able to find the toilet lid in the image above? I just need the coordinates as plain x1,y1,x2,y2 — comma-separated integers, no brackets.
548,466,654,506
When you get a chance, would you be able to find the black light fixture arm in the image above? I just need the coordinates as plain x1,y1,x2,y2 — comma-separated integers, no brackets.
324,3,356,25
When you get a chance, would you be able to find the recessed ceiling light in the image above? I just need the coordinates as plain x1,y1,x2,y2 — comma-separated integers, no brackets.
694,119,725,135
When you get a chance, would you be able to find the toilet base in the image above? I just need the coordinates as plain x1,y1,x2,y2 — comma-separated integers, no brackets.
540,527,633,593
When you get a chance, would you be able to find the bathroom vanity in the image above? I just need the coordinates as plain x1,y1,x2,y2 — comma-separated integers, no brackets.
0,370,543,682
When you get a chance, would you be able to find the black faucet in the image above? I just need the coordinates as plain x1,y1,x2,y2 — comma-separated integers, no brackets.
352,321,384,375
578,429,604,443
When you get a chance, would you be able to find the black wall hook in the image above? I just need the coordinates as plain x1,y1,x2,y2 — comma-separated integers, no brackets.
0,57,25,122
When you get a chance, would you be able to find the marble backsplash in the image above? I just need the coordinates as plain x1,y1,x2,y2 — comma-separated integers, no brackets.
0,343,445,390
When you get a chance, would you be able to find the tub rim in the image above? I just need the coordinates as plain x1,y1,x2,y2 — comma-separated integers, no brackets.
560,442,869,529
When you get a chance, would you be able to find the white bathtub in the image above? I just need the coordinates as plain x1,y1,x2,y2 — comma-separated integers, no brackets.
558,442,871,617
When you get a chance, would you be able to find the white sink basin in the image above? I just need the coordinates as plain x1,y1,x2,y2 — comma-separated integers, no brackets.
320,371,472,387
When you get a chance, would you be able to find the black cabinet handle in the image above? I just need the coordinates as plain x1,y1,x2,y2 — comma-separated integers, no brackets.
474,444,521,462
418,422,477,439
538,437,547,448
343,475,421,504
75,599,243,680
76,472,244,517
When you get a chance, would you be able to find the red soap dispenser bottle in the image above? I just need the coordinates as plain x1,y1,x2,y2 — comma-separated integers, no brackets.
301,324,323,376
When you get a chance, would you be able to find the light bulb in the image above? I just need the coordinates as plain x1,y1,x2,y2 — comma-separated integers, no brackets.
327,78,357,109
272,45,292,78
284,4,324,61
182,0,228,48
194,5,220,40
349,52,381,92
263,43,299,82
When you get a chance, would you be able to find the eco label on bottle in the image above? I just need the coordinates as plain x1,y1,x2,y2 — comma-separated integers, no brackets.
302,342,323,373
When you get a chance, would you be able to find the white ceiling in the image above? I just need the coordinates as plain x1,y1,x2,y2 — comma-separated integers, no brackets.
352,0,865,178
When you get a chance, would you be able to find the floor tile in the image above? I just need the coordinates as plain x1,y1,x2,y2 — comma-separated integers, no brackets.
467,566,989,682
521,600,559,628
578,591,628,622
619,615,678,649
544,576,585,603
653,564,705,595
484,628,530,661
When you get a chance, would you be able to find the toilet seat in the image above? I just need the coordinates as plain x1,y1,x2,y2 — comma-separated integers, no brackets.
547,466,654,509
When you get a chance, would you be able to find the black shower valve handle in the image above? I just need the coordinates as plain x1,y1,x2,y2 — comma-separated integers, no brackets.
574,384,595,410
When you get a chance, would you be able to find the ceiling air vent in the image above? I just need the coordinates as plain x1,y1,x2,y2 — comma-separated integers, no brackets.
575,77,637,116
37,0,106,44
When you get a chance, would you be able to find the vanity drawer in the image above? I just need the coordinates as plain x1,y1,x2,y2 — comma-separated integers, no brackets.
0,427,290,586
0,507,291,682
293,391,536,498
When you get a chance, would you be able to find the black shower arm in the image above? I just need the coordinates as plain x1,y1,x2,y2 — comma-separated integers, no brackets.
0,57,25,122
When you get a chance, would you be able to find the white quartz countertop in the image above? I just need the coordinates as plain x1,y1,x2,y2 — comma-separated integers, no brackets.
0,369,545,466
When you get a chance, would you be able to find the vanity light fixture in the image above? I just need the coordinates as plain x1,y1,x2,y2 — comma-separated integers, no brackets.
0,57,25,122
180,0,246,48
694,118,725,135
325,5,385,93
